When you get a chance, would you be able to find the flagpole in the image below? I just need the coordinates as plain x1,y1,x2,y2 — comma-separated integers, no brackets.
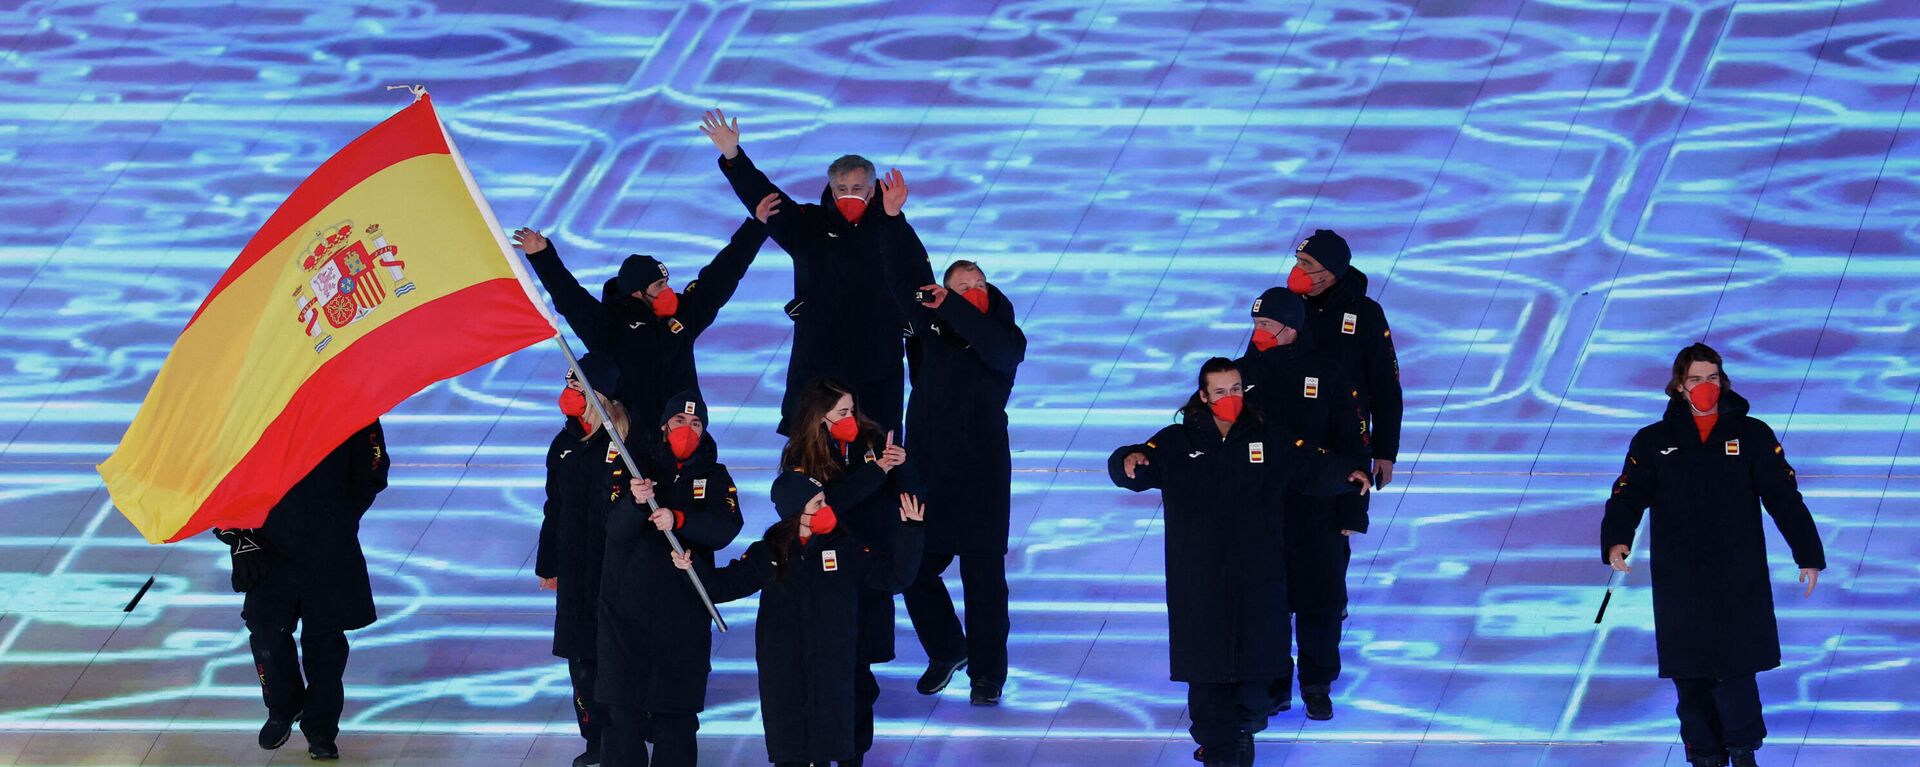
398,82,727,630
555,334,729,632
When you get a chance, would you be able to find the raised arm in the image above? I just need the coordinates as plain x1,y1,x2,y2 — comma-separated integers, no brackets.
861,494,927,593
874,202,937,326
705,109,798,217
1600,430,1657,565
513,229,619,350
675,218,768,336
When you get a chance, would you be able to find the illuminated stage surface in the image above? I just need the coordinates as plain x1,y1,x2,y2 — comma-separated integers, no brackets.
3,1,1918,765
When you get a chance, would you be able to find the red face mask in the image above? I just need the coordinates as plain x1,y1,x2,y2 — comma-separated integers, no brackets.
807,504,838,536
667,425,701,460
1250,328,1280,352
650,285,679,318
1687,381,1721,412
961,287,990,314
835,195,868,224
1287,266,1316,295
827,415,860,444
559,387,587,417
1209,394,1245,423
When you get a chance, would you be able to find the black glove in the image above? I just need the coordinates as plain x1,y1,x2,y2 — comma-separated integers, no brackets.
213,528,272,593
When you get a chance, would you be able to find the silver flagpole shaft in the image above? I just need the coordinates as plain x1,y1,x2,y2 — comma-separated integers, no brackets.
553,335,728,632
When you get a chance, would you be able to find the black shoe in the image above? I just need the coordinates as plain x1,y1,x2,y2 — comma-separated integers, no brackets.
970,683,1002,706
1729,745,1759,767
1303,691,1333,721
307,739,338,760
572,746,602,767
1197,734,1253,766
1687,755,1729,767
1267,698,1292,716
916,657,968,695
257,710,301,750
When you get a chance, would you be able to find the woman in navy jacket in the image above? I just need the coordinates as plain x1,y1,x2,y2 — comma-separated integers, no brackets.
673,471,924,766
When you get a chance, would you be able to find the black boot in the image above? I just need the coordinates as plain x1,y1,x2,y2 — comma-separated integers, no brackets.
571,745,602,767
307,739,338,760
1728,744,1760,767
970,682,1002,706
1303,690,1334,721
1687,753,1729,767
916,656,968,695
1197,732,1254,766
257,710,301,750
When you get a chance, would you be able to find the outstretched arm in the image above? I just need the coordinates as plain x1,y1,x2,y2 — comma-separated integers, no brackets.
675,218,768,336
1109,436,1164,492
678,540,776,603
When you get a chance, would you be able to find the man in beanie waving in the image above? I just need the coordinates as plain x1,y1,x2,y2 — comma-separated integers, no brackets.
511,208,772,421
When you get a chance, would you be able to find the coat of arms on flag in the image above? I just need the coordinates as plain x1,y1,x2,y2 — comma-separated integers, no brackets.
294,221,417,352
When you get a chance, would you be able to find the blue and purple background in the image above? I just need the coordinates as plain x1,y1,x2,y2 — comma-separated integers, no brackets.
2,1,1917,765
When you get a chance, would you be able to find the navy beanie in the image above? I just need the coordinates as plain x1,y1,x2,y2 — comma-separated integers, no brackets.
573,352,621,398
771,471,825,521
617,254,668,296
659,389,710,429
1251,287,1306,330
1297,229,1352,277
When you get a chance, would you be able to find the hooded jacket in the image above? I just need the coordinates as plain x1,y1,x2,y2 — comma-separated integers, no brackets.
1601,389,1824,679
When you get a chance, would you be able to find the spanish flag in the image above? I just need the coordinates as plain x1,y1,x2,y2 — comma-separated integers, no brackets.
98,93,556,543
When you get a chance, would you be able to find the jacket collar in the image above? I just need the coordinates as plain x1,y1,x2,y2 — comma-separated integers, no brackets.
1179,407,1261,445
644,430,719,478
1308,266,1369,310
1661,388,1750,447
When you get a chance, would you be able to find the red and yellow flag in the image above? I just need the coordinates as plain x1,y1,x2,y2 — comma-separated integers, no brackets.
98,94,556,543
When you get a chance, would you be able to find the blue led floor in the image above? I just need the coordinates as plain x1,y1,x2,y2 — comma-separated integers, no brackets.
2,1,1918,765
